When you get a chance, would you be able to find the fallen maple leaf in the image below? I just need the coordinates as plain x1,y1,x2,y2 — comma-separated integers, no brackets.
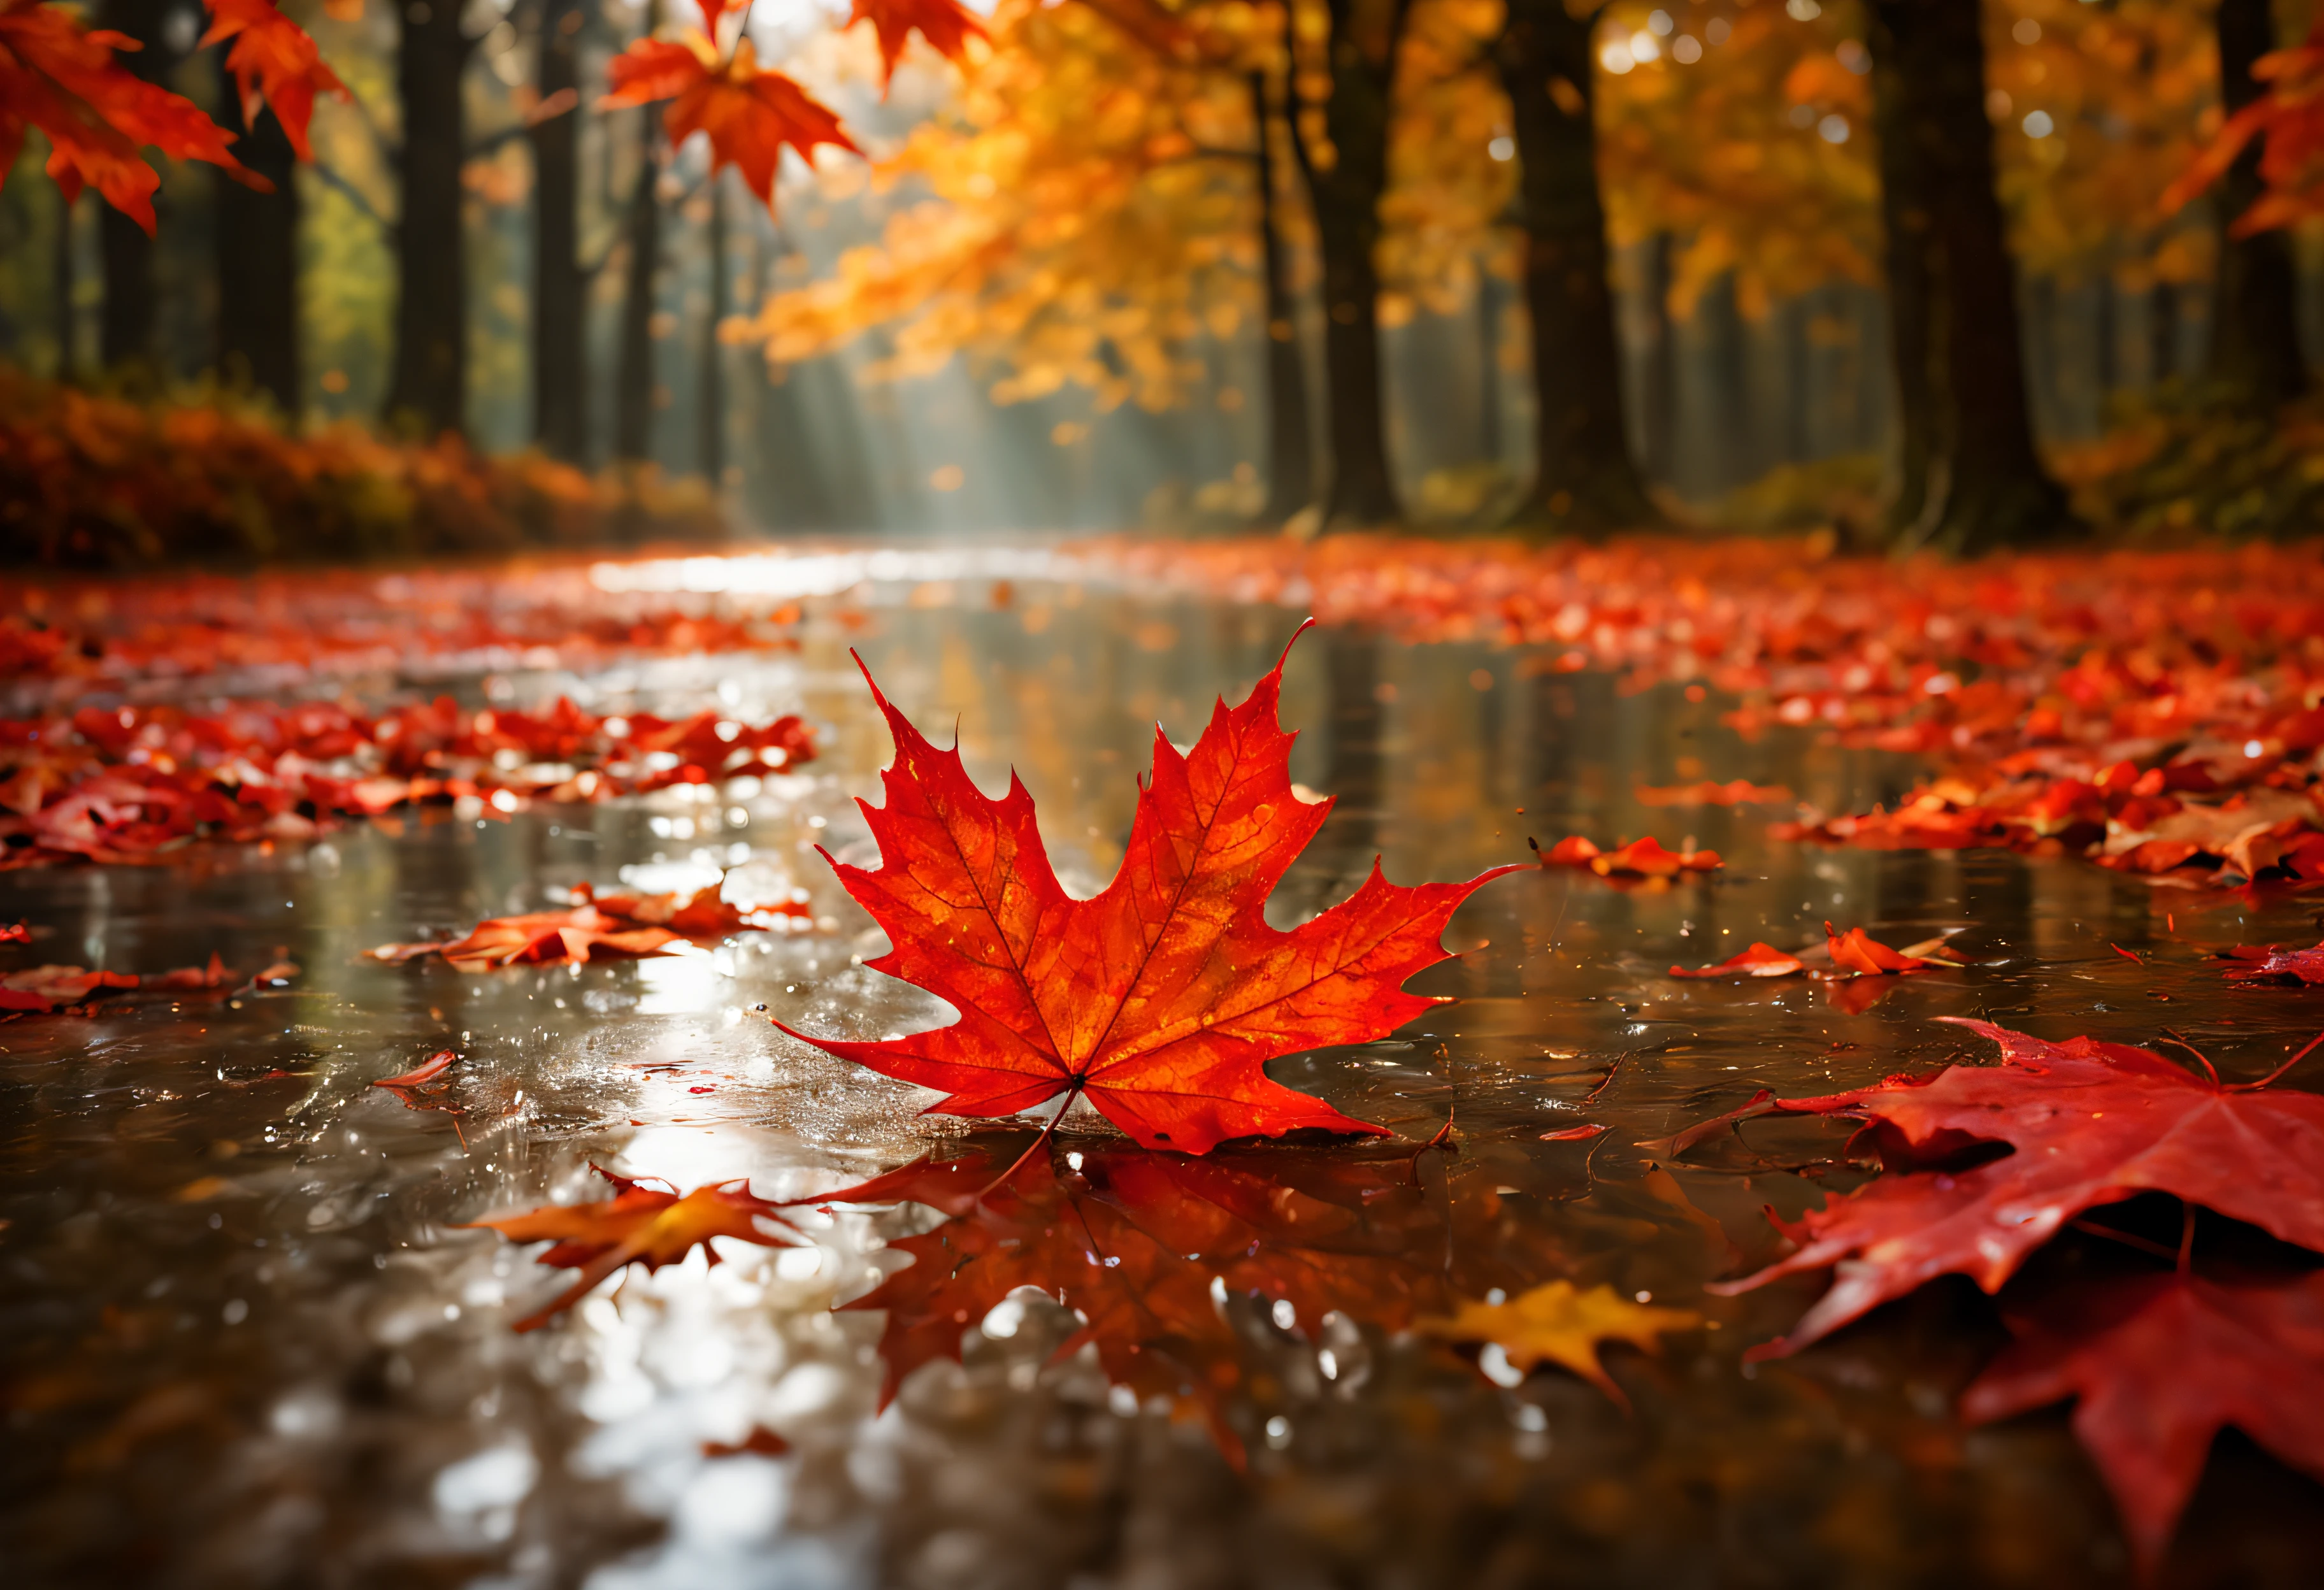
1635,779,1792,808
847,0,985,92
601,33,857,211
465,1166,798,1331
198,0,347,161
1712,1019,2324,1356
2219,940,2324,985
367,879,802,971
779,634,1514,1155
1823,922,1964,976
1416,1280,1698,1407
0,963,138,1012
371,1049,457,1089
1531,833,1720,878
1670,942,1805,979
1961,1265,2324,1579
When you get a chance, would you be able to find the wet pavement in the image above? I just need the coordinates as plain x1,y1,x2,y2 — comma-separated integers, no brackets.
6,557,2323,1589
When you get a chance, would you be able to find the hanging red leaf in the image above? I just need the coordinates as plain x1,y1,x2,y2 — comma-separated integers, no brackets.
601,34,858,211
847,0,986,93
1961,1266,2324,1580
778,632,1517,1155
198,0,347,163
1712,1019,2324,1356
0,0,259,232
2162,20,2324,236
466,1166,798,1331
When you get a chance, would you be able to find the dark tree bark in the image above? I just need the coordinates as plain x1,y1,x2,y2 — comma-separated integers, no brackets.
1698,271,1748,488
532,0,588,459
699,173,728,482
53,187,76,380
1477,259,1504,466
215,62,301,412
1868,1,1934,529
2093,270,2118,399
1495,0,1654,534
1781,294,1811,462
1867,0,2070,554
1249,71,1316,524
98,0,175,375
1288,0,1408,527
2209,0,2307,408
386,0,474,436
1636,230,1675,483
2151,278,2179,384
613,0,666,469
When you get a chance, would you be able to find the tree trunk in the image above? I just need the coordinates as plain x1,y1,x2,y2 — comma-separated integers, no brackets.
1290,0,1407,527
53,187,76,381
1495,0,1654,533
1637,230,1675,483
2093,269,2117,402
1699,271,1748,489
1250,71,1315,524
2151,278,2178,385
1868,0,2070,554
386,0,471,436
1782,294,1811,462
699,173,728,482
1477,259,1503,467
1868,1,1934,530
98,0,173,376
613,8,665,469
532,0,587,459
215,60,301,412
2208,0,2307,408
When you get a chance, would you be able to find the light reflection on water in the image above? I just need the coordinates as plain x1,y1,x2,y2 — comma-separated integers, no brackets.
4,580,2323,1587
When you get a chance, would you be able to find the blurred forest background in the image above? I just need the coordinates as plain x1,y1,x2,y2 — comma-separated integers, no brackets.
3,0,2320,550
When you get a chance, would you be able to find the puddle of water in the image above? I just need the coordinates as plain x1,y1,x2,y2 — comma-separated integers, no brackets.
4,584,2321,1587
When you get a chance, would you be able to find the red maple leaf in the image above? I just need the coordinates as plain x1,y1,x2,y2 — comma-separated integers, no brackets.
601,34,858,211
1961,1265,2324,1579
198,0,347,162
847,0,986,93
0,0,259,231
1823,921,1965,976
466,1166,798,1331
1669,942,1804,979
1712,1019,2324,1355
1531,833,1720,879
777,634,1517,1154
366,879,798,971
2220,939,2324,985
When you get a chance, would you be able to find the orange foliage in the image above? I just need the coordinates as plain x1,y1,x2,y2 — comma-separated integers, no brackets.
602,28,859,212
199,0,347,162
0,0,257,231
2164,16,2324,237
849,0,987,92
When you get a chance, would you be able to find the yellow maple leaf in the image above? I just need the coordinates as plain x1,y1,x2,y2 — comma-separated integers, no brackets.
1417,1280,1699,1407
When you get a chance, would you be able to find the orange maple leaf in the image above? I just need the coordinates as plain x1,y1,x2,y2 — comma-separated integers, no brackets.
0,0,259,232
847,0,986,93
466,1167,798,1331
777,629,1518,1156
364,880,791,971
601,33,858,211
199,0,348,162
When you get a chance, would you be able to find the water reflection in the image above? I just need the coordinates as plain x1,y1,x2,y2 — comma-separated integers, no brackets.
6,577,2324,1586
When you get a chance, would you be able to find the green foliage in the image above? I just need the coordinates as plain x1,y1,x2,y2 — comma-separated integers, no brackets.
2055,384,2324,541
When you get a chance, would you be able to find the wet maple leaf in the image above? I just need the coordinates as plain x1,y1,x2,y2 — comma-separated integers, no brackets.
1961,1266,2324,1579
847,0,986,92
601,34,857,211
1823,922,1965,976
371,1049,457,1089
0,0,259,231
1670,942,1804,979
366,880,800,971
1712,1019,2324,1356
1416,1280,1699,1407
2220,940,2324,985
466,1166,798,1331
198,0,346,161
778,636,1516,1155
1634,779,1792,808
1531,834,1720,878
0,963,139,1012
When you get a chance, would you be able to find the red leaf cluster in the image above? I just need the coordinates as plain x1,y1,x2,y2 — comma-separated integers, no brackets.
2162,18,2324,236
199,0,347,162
0,949,290,1013
1703,1019,2324,1573
1532,833,1721,880
601,32,857,212
0,0,258,232
368,877,812,971
780,638,1513,1154
1091,537,2324,892
847,0,986,91
0,696,815,866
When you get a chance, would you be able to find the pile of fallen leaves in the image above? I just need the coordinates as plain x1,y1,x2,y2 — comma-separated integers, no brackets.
1698,1019,2324,1575
1090,535,2324,891
0,696,814,865
0,369,728,569
1,563,803,695
1,949,294,1015
368,877,815,970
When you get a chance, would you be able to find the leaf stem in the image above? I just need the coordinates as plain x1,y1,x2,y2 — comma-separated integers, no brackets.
2226,1028,2324,1091
973,1082,1080,1203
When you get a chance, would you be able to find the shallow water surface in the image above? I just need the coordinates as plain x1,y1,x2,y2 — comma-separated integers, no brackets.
6,569,2323,1589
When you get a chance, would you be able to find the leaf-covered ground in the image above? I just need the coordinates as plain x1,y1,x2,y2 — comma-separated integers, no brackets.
4,542,2323,1587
